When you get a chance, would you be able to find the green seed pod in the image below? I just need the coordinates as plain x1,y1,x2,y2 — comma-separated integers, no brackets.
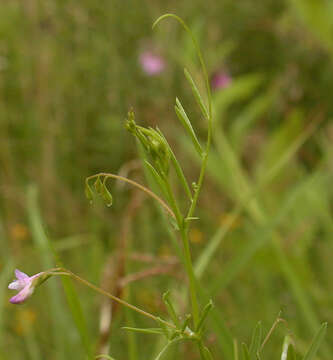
101,184,113,207
85,183,94,204
94,177,103,194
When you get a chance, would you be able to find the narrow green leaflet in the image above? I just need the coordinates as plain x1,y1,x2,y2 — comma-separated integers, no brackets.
144,160,169,200
175,97,203,156
162,291,181,328
122,327,165,335
84,182,94,203
184,68,209,120
196,300,213,332
156,128,193,200
101,182,113,207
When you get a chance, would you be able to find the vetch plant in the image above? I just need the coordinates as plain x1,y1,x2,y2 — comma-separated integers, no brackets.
8,13,214,360
85,13,215,359
7,13,328,360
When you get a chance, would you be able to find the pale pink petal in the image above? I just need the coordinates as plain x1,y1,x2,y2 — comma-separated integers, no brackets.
15,269,29,280
9,284,34,304
9,270,46,305
8,280,24,291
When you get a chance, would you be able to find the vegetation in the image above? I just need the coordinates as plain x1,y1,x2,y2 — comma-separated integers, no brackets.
1,1,333,359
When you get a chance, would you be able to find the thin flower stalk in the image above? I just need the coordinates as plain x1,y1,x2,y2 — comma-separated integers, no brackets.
86,173,175,219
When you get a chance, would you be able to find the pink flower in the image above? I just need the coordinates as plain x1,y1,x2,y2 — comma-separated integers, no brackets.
139,51,165,76
8,269,43,304
211,70,232,91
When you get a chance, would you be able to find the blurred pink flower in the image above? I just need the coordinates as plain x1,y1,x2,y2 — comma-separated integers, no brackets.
139,51,165,76
211,70,232,91
8,269,43,304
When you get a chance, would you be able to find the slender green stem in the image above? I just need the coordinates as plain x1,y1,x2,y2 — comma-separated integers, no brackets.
186,152,208,221
86,173,175,219
54,267,175,330
153,14,212,121
163,179,199,326
180,227,199,327
165,181,201,327
153,14,213,335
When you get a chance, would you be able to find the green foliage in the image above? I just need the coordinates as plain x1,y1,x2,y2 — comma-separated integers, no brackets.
249,322,262,360
302,323,327,360
1,1,332,359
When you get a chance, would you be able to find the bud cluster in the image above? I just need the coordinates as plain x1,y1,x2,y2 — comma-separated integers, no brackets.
125,111,171,178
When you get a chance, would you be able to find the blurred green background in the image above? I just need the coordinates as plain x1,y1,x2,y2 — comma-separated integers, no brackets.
1,0,333,359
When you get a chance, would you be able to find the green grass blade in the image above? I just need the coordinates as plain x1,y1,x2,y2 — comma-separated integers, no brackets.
24,327,42,360
281,335,296,360
230,92,274,150
197,283,234,359
26,185,69,360
213,74,264,122
249,322,262,360
195,210,239,279
207,172,324,295
194,113,323,280
61,275,93,357
0,261,13,349
242,343,251,360
0,221,13,350
210,128,324,343
302,323,327,360
27,185,92,358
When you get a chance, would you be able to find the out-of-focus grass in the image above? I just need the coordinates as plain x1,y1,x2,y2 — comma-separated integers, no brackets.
1,0,333,359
